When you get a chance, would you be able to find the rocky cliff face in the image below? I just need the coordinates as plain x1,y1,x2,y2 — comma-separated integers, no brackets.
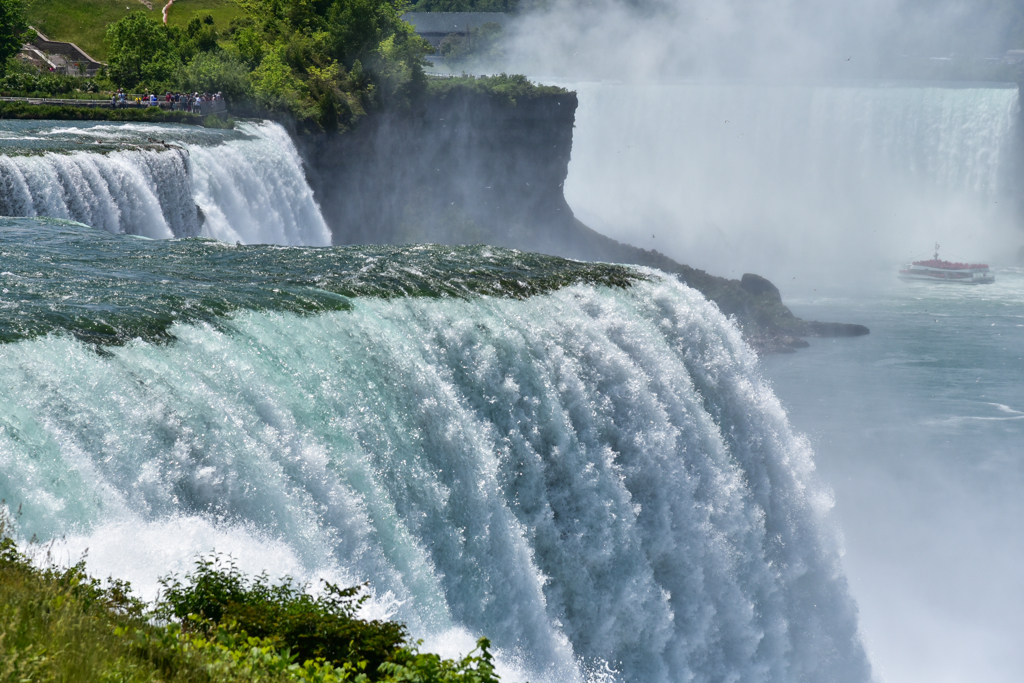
296,86,867,352
295,88,578,251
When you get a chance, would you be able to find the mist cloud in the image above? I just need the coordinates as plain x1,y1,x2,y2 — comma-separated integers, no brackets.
503,0,1021,81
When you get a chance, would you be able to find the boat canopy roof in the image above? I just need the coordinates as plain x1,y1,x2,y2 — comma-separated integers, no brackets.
910,259,989,270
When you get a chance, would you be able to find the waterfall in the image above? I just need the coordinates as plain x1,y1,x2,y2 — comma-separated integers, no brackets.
0,121,331,246
564,82,1021,290
0,227,871,683
188,122,331,246
0,146,192,239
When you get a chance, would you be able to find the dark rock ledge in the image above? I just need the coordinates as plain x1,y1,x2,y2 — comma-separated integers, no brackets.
295,86,868,355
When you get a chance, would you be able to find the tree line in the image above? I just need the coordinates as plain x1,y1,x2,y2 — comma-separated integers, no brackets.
0,0,434,132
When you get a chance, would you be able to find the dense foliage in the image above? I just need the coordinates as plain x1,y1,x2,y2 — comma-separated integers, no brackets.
157,557,408,675
0,60,97,97
408,0,517,12
427,73,567,105
0,0,27,76
0,100,221,125
96,1,431,131
0,522,501,683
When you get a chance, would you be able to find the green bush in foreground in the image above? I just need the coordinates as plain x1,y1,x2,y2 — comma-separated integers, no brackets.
156,556,408,675
0,530,500,683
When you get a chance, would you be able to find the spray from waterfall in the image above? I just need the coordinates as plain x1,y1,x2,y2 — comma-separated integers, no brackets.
562,82,1021,292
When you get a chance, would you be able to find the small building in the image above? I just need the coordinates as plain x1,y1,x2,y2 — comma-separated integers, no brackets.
401,12,509,50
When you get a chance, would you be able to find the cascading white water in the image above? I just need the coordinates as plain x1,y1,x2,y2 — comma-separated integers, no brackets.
564,82,1020,291
0,121,331,246
188,122,331,246
0,146,190,239
0,273,869,683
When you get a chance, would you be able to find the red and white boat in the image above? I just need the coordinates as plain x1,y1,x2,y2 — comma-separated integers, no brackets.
898,244,994,285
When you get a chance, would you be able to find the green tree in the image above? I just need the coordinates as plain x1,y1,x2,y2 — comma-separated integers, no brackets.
229,0,429,127
106,11,181,89
0,0,28,77
178,51,251,100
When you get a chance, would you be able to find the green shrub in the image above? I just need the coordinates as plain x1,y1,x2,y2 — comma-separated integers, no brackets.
0,514,503,683
178,50,252,100
427,73,568,106
203,113,235,128
0,101,206,123
156,555,409,676
0,61,84,97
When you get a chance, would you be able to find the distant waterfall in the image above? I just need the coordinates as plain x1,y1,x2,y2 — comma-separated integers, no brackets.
0,121,331,246
564,82,1021,289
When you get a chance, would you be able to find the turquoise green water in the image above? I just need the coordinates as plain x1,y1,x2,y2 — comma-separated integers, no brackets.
0,215,867,683
0,217,641,345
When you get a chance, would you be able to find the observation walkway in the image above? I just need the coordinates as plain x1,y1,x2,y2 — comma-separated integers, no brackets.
0,96,228,116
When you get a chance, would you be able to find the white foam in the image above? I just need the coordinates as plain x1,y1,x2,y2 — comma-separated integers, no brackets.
0,275,869,682
0,121,330,246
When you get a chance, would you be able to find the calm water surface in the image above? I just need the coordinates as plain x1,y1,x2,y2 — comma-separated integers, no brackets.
762,269,1024,683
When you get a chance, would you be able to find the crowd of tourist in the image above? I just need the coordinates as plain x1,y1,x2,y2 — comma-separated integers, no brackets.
110,89,226,113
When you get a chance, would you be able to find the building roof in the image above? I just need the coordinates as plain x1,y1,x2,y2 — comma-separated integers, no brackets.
401,12,509,34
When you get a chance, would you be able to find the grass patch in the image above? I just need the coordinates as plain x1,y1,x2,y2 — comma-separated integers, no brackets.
27,0,157,62
162,0,247,33
26,0,246,62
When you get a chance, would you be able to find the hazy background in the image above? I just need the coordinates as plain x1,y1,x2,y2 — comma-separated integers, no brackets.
559,80,1020,296
506,0,1024,81
482,0,1024,295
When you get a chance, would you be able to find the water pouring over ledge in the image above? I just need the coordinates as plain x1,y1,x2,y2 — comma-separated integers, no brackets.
0,217,870,682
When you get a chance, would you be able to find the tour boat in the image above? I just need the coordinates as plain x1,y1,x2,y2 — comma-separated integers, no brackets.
898,244,994,284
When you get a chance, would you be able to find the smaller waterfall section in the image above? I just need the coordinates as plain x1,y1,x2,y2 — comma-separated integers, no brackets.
0,120,330,246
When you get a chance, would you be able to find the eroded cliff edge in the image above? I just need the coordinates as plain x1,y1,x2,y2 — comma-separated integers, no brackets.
295,85,867,353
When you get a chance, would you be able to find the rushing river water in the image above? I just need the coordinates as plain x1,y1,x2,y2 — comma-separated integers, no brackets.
0,219,868,682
